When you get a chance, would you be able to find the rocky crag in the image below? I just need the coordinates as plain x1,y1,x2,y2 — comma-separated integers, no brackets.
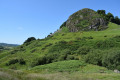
61,8,108,32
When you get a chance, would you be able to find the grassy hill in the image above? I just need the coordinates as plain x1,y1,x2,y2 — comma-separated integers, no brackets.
0,8,120,80
0,43,19,51
0,22,120,80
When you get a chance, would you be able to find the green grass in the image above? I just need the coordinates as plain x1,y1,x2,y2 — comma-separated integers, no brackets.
32,60,86,72
0,60,119,80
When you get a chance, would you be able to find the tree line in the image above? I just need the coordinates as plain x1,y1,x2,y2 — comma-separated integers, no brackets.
97,10,120,25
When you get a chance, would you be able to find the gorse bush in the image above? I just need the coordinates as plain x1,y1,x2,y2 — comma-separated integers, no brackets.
102,50,120,70
6,59,19,66
19,58,26,65
6,58,26,66
24,37,36,45
84,49,103,66
84,49,120,70
95,40,116,49
75,46,91,55
31,49,76,67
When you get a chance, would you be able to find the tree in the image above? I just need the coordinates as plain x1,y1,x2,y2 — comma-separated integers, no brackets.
97,10,106,15
97,10,107,21
106,12,114,22
24,37,36,43
114,16,120,25
60,21,66,28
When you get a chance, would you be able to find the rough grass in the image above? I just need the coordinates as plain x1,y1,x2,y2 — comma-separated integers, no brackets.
32,60,86,72
0,60,120,80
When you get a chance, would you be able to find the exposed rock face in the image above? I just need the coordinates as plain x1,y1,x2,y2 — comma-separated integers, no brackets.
65,8,108,32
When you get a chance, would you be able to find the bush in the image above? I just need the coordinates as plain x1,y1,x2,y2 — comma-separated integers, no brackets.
102,50,120,70
84,49,103,66
95,40,116,49
31,49,74,67
19,58,26,65
60,21,66,28
76,46,91,55
24,37,36,44
6,59,19,66
66,55,75,60
6,58,26,66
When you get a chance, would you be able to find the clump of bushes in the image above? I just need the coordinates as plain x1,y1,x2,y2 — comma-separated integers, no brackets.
6,59,19,66
84,49,120,70
24,37,36,45
102,50,120,70
75,46,91,55
84,49,103,66
6,58,26,66
95,39,116,49
31,49,77,67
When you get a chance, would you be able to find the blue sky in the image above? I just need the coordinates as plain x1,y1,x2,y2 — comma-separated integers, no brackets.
0,0,120,44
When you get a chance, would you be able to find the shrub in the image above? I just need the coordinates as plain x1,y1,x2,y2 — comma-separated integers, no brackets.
104,35,107,37
24,37,36,44
19,58,26,65
6,58,26,66
84,49,103,66
95,40,116,49
60,21,66,28
6,59,19,66
66,55,75,60
102,50,120,70
76,46,91,55
31,56,47,67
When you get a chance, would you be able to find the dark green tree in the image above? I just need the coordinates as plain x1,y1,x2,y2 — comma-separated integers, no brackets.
106,12,114,22
60,21,66,28
97,10,106,15
24,37,36,43
114,16,120,25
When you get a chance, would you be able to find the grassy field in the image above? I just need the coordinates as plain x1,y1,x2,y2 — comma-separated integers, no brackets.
0,60,120,80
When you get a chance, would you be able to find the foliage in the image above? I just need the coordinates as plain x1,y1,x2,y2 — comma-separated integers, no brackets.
102,50,120,70
32,60,86,72
24,37,36,44
97,10,106,15
106,12,114,22
75,20,90,28
60,21,66,28
6,59,19,66
84,49,103,66
6,58,26,66
75,46,91,55
60,27,69,33
94,40,116,49
114,16,120,25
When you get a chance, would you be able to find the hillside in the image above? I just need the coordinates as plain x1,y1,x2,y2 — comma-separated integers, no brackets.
0,8,120,80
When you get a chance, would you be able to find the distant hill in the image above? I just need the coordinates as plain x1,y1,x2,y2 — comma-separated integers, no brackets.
0,43,19,50
0,43,19,47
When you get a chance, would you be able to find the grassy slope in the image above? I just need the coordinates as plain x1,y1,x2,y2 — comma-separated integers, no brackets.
0,22,120,68
0,22,120,80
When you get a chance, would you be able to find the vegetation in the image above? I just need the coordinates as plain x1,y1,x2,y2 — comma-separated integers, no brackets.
97,10,120,25
0,8,120,80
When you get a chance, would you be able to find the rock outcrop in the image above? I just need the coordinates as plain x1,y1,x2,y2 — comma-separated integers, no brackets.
62,8,108,32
